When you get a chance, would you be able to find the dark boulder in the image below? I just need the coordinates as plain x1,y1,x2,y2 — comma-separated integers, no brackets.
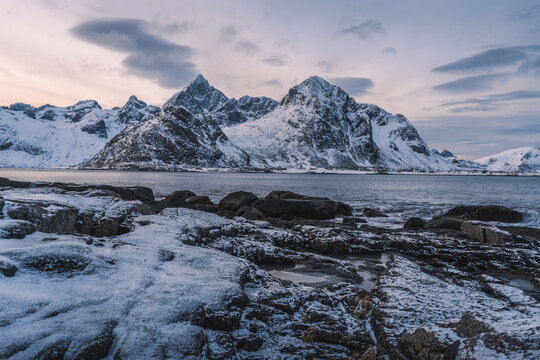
236,206,266,220
0,177,30,188
266,190,353,216
185,195,213,205
219,191,259,211
363,208,388,218
403,217,426,230
155,190,195,210
444,205,522,223
50,183,155,203
252,198,338,220
425,217,463,231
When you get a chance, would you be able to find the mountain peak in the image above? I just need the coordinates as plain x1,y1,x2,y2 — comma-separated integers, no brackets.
281,75,344,106
186,74,211,92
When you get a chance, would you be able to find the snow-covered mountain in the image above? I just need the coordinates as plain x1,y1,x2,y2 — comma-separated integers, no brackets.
431,149,456,158
83,106,252,170
164,75,278,127
0,96,158,168
224,76,452,171
476,147,540,173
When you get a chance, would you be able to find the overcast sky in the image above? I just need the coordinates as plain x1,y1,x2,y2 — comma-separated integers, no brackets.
0,0,539,159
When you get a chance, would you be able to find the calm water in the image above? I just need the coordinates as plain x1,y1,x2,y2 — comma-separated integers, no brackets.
1,169,539,228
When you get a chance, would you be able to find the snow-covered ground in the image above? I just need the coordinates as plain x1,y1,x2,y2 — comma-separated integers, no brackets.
1,182,539,358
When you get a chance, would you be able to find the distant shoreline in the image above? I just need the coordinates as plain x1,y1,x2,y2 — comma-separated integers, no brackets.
1,167,539,177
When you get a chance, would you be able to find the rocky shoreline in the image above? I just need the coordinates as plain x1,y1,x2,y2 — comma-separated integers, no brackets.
0,177,539,359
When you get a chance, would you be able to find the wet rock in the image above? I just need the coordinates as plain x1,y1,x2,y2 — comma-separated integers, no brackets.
362,208,388,218
155,190,195,210
444,205,522,223
0,256,17,277
236,205,266,220
185,195,213,205
460,221,515,244
398,328,455,360
266,190,353,216
0,177,30,188
253,198,337,220
343,217,367,225
51,183,155,203
425,217,463,231
0,196,4,218
218,191,259,211
404,217,427,230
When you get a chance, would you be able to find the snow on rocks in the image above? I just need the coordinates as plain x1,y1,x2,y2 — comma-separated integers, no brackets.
1,181,538,359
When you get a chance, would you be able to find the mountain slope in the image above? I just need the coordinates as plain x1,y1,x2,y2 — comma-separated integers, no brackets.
476,147,540,173
224,76,452,171
164,75,278,127
83,106,252,169
0,97,157,168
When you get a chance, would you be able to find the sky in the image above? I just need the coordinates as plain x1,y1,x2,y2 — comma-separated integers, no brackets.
0,0,539,159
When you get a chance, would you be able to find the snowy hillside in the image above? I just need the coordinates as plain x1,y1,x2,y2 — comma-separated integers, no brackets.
0,97,157,168
476,147,540,173
83,106,253,169
224,76,453,171
164,75,278,127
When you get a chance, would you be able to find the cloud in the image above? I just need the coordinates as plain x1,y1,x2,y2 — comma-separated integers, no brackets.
448,105,496,113
433,72,511,92
233,40,260,54
219,26,237,42
154,20,192,35
263,55,286,66
318,60,334,72
432,46,540,73
71,18,197,88
260,78,283,88
442,90,540,107
383,47,397,55
510,5,540,22
337,20,385,40
330,77,374,96
518,56,540,74
440,90,540,112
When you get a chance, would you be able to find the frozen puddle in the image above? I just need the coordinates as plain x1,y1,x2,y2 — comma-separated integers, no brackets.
498,274,540,301
266,264,346,287
265,253,390,289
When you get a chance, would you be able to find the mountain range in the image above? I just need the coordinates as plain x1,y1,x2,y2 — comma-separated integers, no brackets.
1,75,538,173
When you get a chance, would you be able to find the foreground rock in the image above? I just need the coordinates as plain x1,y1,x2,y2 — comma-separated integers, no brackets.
1,180,538,359
217,190,353,222
443,204,523,223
